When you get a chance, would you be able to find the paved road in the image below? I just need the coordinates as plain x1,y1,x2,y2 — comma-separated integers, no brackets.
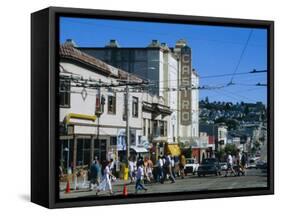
60,169,267,199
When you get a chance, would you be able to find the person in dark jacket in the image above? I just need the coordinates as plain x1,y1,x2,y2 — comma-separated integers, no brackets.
89,159,101,190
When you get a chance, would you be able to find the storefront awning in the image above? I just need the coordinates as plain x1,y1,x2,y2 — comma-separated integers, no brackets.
152,136,168,142
166,144,181,156
130,146,148,153
64,113,96,124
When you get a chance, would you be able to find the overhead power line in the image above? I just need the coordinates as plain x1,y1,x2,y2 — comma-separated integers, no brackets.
229,29,253,84
200,69,266,79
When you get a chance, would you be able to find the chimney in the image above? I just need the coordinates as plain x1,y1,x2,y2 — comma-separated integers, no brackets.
161,42,170,51
64,39,77,47
175,39,187,48
105,39,120,48
148,39,160,47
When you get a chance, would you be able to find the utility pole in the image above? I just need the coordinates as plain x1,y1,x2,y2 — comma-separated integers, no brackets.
126,74,130,161
95,79,103,162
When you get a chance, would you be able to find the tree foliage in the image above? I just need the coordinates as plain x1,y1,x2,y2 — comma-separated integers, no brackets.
224,144,238,156
214,117,239,130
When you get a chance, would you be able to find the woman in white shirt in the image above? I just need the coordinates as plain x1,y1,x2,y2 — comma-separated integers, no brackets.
129,158,136,183
96,160,116,195
224,153,236,177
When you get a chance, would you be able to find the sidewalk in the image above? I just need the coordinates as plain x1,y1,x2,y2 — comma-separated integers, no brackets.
60,178,129,191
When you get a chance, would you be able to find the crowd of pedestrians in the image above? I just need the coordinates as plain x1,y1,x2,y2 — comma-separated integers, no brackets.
77,150,249,196
224,149,247,177
86,153,184,196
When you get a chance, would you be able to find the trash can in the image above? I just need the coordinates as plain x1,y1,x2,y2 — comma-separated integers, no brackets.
123,165,129,180
120,163,129,180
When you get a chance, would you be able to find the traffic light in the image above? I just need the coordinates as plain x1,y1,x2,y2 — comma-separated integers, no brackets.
101,95,105,113
95,94,101,115
96,94,106,116
101,95,105,105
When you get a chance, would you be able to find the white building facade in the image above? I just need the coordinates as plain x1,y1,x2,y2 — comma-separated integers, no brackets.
59,44,172,169
77,39,200,149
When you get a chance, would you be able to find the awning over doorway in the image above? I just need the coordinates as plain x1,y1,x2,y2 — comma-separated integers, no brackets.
152,136,168,143
166,144,181,156
64,113,96,124
130,146,148,153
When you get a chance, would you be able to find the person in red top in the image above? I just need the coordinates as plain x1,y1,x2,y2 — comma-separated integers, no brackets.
144,157,153,183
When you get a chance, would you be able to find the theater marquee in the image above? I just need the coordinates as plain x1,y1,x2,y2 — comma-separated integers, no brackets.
181,47,192,125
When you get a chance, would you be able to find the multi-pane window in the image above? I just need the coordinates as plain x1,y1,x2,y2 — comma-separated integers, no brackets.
138,136,142,146
159,121,167,137
123,94,127,121
164,121,167,137
148,119,151,136
153,120,158,136
110,136,117,146
143,119,146,136
172,125,175,142
77,138,91,166
60,139,73,170
132,96,138,117
94,139,107,162
108,94,116,114
59,80,70,107
160,121,164,136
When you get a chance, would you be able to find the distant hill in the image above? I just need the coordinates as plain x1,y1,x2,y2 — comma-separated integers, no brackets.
199,97,266,130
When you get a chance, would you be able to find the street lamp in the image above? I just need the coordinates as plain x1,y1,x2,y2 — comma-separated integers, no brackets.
64,147,69,170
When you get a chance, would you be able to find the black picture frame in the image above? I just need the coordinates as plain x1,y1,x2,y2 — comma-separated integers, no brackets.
31,6,274,209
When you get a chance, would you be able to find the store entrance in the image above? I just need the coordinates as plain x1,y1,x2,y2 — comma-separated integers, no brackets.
94,139,107,162
76,138,91,167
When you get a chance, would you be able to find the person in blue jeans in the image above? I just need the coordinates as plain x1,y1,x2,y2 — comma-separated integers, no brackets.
156,156,163,183
135,162,148,194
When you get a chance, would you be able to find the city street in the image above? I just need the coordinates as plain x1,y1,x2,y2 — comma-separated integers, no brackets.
60,169,267,199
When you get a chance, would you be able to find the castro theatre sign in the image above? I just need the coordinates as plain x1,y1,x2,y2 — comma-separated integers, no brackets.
181,48,192,125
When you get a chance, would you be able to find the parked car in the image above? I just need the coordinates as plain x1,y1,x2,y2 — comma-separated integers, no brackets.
197,158,221,177
184,158,199,175
247,157,260,169
219,162,227,171
256,160,267,169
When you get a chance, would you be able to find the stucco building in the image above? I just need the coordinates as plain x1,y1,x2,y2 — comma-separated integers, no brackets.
69,38,200,150
59,44,172,169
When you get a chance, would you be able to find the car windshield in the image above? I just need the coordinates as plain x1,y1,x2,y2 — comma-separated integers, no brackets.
187,159,194,164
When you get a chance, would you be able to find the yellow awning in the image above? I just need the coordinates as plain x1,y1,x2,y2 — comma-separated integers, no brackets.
166,144,181,156
64,113,97,124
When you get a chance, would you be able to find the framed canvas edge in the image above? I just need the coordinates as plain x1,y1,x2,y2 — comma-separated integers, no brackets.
41,6,274,209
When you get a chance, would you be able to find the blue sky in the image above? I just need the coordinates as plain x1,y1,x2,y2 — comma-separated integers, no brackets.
60,17,268,104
